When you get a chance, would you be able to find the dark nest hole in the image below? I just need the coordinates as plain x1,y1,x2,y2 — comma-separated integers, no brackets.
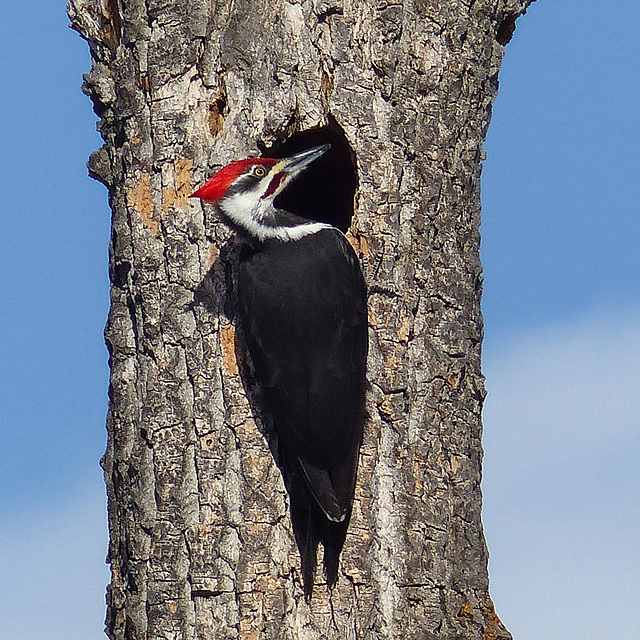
262,116,358,233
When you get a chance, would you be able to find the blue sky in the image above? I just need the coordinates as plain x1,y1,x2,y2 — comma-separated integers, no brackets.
0,1,638,638
482,3,640,638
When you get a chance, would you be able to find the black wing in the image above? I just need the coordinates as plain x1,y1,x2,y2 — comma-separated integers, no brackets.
237,229,368,516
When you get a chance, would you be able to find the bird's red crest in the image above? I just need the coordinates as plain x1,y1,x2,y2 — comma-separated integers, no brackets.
190,158,277,202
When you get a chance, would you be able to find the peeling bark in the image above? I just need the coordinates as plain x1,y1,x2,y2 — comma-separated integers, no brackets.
69,0,535,637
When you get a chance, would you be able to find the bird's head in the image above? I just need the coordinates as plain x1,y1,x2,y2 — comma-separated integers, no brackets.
190,144,331,241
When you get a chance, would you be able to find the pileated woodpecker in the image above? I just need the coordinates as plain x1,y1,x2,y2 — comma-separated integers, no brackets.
191,144,368,597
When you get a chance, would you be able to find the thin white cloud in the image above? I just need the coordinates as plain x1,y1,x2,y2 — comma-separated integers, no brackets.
482,305,640,640
0,483,109,640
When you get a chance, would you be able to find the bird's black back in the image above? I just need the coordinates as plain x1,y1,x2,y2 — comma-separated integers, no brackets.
237,228,367,595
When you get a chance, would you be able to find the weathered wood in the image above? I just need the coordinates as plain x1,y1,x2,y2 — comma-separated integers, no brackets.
68,0,534,637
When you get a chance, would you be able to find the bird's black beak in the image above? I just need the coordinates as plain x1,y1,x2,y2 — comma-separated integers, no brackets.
277,144,331,177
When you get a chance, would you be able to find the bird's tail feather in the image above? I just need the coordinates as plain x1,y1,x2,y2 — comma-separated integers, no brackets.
283,449,351,597
298,458,347,522
287,459,320,598
323,516,349,589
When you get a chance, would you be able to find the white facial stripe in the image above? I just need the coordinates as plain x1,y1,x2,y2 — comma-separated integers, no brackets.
220,192,333,242
279,222,333,241
223,189,263,223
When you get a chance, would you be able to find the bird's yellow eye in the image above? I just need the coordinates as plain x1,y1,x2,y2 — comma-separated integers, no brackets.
254,166,267,178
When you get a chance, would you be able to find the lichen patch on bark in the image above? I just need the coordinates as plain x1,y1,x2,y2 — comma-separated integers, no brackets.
162,158,194,213
126,172,158,235
482,600,510,640
220,322,239,376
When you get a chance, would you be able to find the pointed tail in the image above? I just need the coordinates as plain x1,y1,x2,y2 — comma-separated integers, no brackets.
283,450,352,597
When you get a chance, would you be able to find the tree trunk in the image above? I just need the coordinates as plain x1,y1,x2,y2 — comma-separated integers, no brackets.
68,0,533,637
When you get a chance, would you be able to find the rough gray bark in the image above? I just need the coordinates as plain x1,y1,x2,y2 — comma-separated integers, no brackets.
69,0,534,637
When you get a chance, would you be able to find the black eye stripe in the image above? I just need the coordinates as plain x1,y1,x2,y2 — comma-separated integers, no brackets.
226,173,261,198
